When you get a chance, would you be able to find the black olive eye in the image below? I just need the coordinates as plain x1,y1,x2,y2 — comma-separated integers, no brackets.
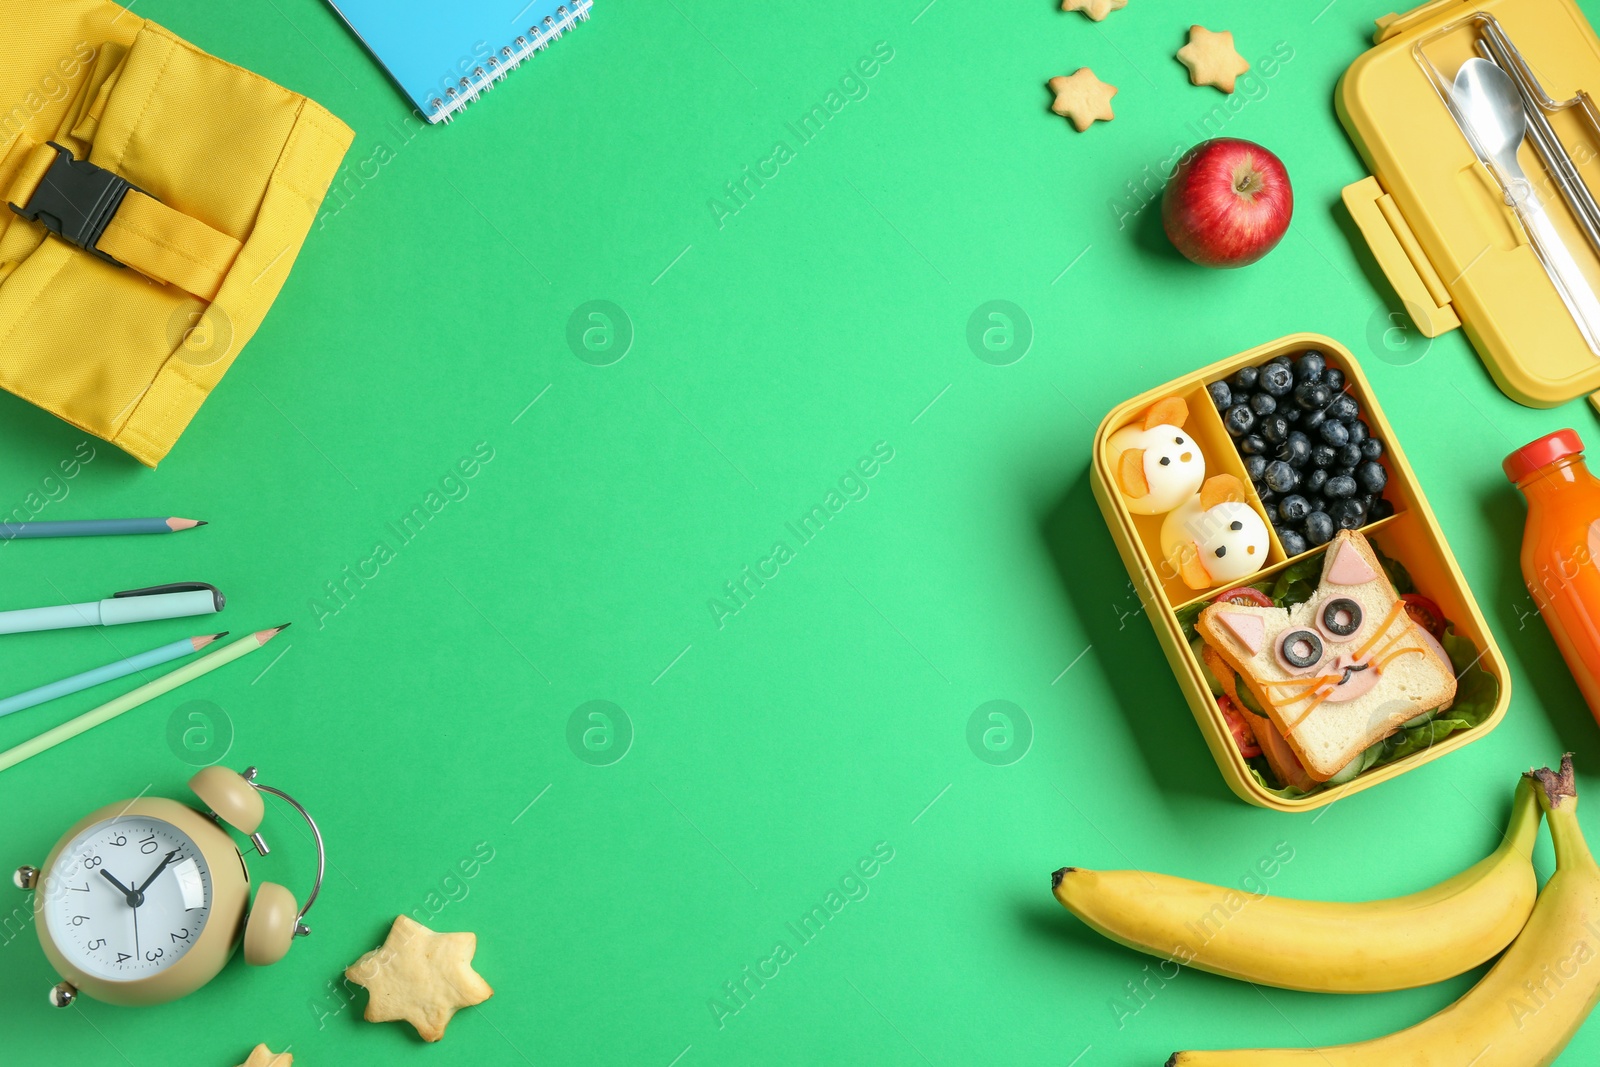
1160,456,1171,466
1281,629,1323,668
1174,436,1184,444
1321,597,1362,637
1215,546,1226,557
1230,520,1243,531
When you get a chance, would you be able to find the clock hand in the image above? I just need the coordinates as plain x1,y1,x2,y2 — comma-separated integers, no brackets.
99,868,136,902
135,849,182,895
132,903,140,962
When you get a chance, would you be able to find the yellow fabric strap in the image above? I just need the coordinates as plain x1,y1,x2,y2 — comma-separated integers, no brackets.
5,138,240,302
97,190,241,302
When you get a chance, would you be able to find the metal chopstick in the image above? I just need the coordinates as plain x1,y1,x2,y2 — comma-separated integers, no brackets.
1474,18,1600,258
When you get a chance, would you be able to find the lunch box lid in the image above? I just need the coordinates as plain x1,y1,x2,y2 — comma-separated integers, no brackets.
1337,0,1600,409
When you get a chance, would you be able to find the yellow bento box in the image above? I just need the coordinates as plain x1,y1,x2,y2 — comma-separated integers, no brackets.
1090,332,1510,811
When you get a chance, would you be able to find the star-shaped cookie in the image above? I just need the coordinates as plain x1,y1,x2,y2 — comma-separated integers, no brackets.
1176,26,1251,93
235,1046,291,1067
1061,0,1126,20
1048,69,1117,132
345,915,495,1043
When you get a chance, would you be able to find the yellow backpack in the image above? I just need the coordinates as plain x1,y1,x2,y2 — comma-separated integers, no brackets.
0,1,353,466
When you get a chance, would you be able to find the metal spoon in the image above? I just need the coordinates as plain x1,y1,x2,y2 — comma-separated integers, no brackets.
1453,57,1600,350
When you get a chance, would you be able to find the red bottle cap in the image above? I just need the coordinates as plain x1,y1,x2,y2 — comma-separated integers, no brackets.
1504,429,1585,484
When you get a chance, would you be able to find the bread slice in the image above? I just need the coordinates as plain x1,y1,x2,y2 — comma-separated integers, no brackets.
1197,530,1456,780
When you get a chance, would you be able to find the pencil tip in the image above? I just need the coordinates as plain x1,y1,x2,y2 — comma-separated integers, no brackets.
195,521,208,527
214,631,230,639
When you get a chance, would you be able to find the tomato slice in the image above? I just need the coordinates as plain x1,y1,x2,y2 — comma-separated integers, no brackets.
1218,696,1262,759
1212,586,1274,608
1401,593,1447,639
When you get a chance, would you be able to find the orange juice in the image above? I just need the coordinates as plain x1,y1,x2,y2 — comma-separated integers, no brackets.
1506,430,1600,724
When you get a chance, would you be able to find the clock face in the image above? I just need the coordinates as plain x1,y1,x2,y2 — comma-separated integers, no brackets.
42,816,213,982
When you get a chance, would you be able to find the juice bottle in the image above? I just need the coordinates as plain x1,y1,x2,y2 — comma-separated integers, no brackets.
1505,429,1600,724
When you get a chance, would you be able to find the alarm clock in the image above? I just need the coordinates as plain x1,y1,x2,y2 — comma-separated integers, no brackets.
11,766,325,1007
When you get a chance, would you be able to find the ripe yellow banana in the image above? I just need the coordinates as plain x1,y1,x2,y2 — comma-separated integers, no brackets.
1170,756,1600,1066
1052,775,1540,993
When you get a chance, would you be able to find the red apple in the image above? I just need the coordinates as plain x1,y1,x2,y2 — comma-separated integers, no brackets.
1161,138,1293,268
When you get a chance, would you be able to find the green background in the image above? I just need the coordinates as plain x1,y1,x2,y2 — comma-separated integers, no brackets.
3,0,1600,1062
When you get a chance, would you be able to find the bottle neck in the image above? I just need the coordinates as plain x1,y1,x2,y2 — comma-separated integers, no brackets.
1518,455,1591,500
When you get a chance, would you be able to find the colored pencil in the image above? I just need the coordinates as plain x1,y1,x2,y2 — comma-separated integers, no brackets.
0,632,227,720
0,517,206,540
0,625,288,774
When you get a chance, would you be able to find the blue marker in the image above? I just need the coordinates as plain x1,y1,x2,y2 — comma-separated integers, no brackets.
0,583,225,635
0,633,228,719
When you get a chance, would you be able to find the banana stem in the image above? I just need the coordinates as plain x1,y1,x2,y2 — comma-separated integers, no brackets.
1548,806,1597,871
1529,754,1596,872
1501,774,1543,862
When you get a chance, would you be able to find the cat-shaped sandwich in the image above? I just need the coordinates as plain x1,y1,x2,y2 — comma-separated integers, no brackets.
1197,529,1456,781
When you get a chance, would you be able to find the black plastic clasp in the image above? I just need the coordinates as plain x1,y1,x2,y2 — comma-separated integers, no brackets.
114,582,226,612
7,142,138,265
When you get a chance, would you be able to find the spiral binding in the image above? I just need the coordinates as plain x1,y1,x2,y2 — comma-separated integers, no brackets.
427,0,593,124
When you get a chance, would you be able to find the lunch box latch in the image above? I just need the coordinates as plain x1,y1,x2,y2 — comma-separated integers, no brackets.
1341,176,1462,338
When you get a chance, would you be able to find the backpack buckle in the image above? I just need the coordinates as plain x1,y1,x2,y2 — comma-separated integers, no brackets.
8,142,142,266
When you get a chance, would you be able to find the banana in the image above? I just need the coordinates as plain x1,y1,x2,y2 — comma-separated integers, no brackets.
1169,756,1600,1067
1052,776,1540,993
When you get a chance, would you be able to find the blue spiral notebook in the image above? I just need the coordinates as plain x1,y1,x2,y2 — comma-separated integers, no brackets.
326,0,593,124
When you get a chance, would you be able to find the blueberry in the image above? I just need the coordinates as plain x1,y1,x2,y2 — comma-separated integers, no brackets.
1244,454,1267,481
1304,468,1329,495
1337,443,1363,469
1249,392,1277,416
1309,443,1337,468
1295,351,1327,383
1323,367,1345,392
1305,494,1327,515
1329,395,1360,422
1238,434,1268,455
1368,497,1395,521
1257,486,1278,504
1260,414,1290,445
1326,474,1357,499
1319,420,1350,448
1263,502,1279,525
1356,461,1388,494
1277,431,1310,467
1301,408,1326,433
1346,420,1368,446
1231,366,1260,391
1264,460,1299,494
1293,381,1327,410
1207,381,1232,410
1305,511,1335,545
1283,406,1301,422
1259,362,1294,397
1331,497,1367,530
1224,405,1255,437
1279,494,1310,522
1279,528,1308,556
1361,437,1385,461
